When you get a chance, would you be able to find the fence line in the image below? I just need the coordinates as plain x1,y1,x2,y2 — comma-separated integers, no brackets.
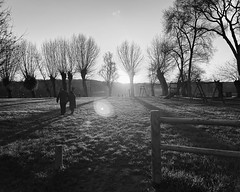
150,110,240,187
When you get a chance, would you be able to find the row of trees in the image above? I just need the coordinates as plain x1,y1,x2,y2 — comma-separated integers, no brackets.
100,0,240,98
0,35,100,98
147,0,240,97
0,0,240,98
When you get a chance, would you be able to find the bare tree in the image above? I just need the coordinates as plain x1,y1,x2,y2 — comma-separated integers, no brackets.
0,0,20,97
166,27,190,95
147,36,174,96
147,62,158,96
0,42,20,97
55,38,68,91
216,59,240,81
215,58,240,97
41,40,58,97
67,39,77,92
117,41,143,97
0,0,18,67
71,34,100,96
19,40,38,98
194,0,240,96
99,52,118,96
35,53,52,97
164,0,213,96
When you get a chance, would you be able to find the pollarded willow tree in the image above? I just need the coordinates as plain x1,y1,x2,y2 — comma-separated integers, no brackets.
164,0,213,96
35,53,52,97
193,0,240,96
117,41,143,97
66,39,76,92
0,42,20,98
41,40,58,97
19,40,38,98
147,36,174,96
71,34,100,97
55,38,68,91
0,0,20,97
98,52,118,96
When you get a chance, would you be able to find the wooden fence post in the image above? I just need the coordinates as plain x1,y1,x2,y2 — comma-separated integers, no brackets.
151,110,161,187
55,145,63,169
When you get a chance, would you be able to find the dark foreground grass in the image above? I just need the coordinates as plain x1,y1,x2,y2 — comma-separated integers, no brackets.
0,97,239,192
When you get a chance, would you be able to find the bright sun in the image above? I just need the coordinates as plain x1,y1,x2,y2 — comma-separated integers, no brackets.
117,70,129,84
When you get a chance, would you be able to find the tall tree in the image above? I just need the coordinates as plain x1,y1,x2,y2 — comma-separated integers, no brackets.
215,59,240,81
0,0,20,97
19,40,38,98
67,39,76,92
164,0,213,96
55,38,68,91
194,0,240,96
36,53,52,97
0,0,18,67
117,41,143,97
41,40,58,97
0,42,20,98
99,52,118,96
147,62,158,96
71,34,100,96
147,36,174,96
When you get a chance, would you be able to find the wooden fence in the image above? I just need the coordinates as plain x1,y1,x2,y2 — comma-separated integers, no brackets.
150,110,240,186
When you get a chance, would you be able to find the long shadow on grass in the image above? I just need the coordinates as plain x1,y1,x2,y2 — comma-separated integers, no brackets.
135,97,239,191
0,99,97,146
0,98,53,108
135,97,236,151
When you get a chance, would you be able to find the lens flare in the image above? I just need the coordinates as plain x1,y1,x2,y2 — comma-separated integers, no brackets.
93,99,114,117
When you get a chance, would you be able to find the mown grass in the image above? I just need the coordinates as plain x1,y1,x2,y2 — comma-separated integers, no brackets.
0,97,239,192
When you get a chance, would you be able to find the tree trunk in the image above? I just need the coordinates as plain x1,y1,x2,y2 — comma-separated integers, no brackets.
157,68,168,96
31,90,36,98
46,84,51,97
237,44,240,77
3,77,12,98
235,49,240,97
234,80,240,98
6,87,12,98
151,83,155,96
129,75,134,97
82,78,88,97
60,72,67,91
81,68,88,97
43,80,51,97
108,85,112,97
50,76,57,97
68,72,73,92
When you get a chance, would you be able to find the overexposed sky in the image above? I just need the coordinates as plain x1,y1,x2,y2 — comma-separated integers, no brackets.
5,0,233,83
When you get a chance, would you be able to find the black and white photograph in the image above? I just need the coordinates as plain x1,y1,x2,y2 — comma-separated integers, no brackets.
0,0,240,191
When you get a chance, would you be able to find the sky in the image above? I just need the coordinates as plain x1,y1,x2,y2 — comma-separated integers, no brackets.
5,0,234,83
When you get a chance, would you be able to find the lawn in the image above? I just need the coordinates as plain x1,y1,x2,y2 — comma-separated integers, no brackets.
0,96,240,192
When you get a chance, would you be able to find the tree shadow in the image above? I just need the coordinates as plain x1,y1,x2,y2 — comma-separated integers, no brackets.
0,99,96,146
135,97,236,150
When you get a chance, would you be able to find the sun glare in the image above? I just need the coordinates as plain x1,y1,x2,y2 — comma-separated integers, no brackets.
93,99,114,117
117,70,129,84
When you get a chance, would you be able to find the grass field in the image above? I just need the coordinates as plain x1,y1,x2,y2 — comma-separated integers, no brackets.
0,96,240,192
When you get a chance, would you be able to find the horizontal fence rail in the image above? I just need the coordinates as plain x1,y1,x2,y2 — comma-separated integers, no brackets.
150,110,240,187
159,117,240,127
161,144,240,158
